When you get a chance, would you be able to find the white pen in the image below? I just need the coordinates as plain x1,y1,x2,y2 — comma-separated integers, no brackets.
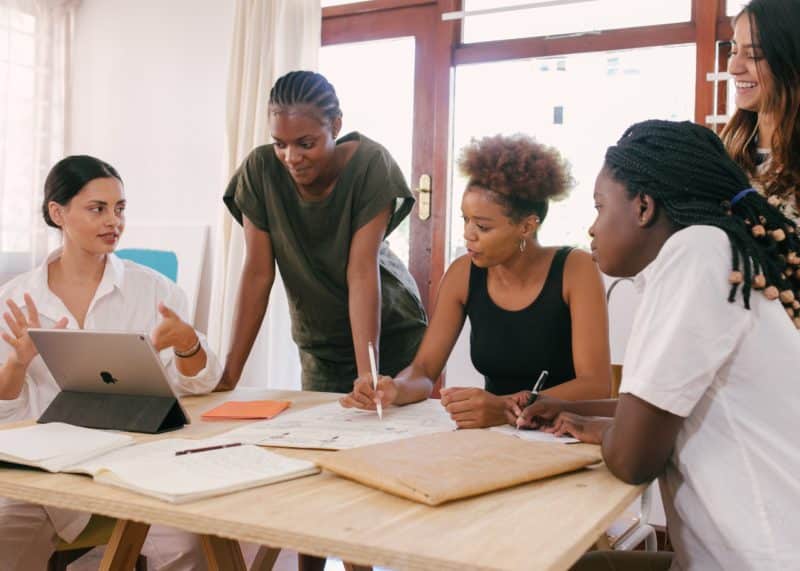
368,341,382,420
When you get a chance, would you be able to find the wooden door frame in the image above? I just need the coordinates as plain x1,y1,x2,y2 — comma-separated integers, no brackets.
323,0,735,308
322,0,456,311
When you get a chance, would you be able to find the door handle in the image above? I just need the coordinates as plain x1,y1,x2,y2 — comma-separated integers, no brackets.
416,174,431,221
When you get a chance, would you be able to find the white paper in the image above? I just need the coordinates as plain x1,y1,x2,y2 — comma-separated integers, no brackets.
220,399,457,450
0,423,133,472
85,438,319,503
490,424,580,444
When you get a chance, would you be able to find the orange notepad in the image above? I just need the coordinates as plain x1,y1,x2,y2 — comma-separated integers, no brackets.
201,400,291,421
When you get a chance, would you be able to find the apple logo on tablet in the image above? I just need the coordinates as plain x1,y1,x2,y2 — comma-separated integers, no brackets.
100,371,118,385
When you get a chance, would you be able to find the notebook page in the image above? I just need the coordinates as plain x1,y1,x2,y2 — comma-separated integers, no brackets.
91,440,319,503
0,423,133,472
72,438,204,476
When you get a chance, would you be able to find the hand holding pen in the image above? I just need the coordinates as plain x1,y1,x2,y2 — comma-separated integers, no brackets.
516,370,548,429
368,341,382,420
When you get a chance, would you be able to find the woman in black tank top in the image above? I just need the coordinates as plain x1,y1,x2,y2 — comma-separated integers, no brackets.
341,134,611,429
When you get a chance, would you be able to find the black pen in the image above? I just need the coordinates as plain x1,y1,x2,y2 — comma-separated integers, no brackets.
524,370,549,408
516,370,549,430
174,442,243,456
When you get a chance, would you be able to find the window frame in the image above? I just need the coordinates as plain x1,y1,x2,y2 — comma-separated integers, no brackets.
322,0,734,298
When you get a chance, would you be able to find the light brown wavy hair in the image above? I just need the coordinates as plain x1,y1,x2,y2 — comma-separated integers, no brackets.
720,0,800,202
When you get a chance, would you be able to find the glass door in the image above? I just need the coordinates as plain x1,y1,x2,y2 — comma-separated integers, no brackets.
322,2,442,310
320,37,416,267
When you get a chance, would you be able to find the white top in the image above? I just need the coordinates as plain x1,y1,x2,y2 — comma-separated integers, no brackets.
621,226,800,571
0,249,222,540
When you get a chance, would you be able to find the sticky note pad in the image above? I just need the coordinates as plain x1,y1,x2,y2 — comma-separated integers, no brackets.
201,400,291,421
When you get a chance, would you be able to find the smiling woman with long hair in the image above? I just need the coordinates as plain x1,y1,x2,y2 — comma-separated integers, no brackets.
721,0,800,222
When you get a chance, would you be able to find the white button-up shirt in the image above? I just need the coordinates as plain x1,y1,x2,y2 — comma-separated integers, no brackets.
0,249,222,541
621,225,800,571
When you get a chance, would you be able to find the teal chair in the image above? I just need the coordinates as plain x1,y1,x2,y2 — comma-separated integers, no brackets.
116,248,178,282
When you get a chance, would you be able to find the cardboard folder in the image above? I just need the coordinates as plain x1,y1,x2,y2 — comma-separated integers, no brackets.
317,429,601,506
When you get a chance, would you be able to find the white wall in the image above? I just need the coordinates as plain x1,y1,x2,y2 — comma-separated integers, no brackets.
69,0,236,329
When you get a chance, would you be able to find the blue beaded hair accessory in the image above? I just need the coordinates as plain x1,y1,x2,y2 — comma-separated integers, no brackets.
730,187,758,206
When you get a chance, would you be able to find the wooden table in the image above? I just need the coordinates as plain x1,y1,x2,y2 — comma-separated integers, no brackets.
0,389,642,571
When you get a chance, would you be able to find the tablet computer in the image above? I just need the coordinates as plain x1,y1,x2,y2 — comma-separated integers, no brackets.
29,329,190,433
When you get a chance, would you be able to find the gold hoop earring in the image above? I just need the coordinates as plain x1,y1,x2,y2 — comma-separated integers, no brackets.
519,238,527,253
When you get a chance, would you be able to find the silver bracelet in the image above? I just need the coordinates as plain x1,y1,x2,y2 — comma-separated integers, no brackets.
174,336,201,358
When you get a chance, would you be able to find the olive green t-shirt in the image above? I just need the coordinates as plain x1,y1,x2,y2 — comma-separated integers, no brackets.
223,132,427,380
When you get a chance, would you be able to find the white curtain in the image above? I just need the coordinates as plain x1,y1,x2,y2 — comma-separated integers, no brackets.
208,0,320,389
0,0,78,282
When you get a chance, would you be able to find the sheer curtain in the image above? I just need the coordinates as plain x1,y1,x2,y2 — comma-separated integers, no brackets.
208,0,320,389
0,0,78,283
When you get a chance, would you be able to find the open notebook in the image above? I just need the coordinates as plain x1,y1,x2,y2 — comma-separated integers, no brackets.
0,423,319,503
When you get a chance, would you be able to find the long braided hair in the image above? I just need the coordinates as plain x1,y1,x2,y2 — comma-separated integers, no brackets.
605,120,800,327
268,71,342,123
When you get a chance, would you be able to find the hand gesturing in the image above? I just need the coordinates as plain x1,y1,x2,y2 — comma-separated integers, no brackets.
2,293,68,367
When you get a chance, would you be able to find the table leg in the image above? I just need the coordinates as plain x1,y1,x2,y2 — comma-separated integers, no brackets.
250,545,281,571
99,519,150,571
201,534,247,571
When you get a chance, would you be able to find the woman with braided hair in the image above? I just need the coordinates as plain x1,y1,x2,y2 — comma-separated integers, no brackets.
519,120,800,571
222,70,428,571
221,71,427,398
722,0,800,224
342,133,612,428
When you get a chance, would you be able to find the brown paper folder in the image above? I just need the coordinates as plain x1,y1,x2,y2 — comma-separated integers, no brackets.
317,429,601,505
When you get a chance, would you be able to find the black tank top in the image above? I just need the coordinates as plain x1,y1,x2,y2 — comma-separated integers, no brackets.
466,247,576,395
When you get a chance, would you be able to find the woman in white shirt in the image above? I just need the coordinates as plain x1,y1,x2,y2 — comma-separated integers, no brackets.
0,155,221,571
519,120,800,570
721,0,800,224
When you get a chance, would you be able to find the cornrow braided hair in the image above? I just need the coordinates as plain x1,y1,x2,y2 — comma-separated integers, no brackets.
606,120,800,328
268,70,342,123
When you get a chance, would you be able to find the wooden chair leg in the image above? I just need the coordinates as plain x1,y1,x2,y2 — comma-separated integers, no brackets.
593,534,613,550
135,554,148,571
250,545,281,571
48,548,93,571
99,519,150,571
201,535,246,571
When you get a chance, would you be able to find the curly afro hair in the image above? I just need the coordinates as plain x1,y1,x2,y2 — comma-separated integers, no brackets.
458,133,572,222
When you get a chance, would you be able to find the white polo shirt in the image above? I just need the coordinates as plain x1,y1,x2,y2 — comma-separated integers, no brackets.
620,225,800,570
0,249,221,541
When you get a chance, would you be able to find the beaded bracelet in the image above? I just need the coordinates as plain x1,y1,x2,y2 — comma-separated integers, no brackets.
174,336,201,359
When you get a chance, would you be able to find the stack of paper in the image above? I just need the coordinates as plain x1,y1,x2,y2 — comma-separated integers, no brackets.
221,399,457,450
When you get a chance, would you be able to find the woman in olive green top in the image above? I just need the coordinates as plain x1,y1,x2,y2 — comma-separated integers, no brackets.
220,70,427,394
